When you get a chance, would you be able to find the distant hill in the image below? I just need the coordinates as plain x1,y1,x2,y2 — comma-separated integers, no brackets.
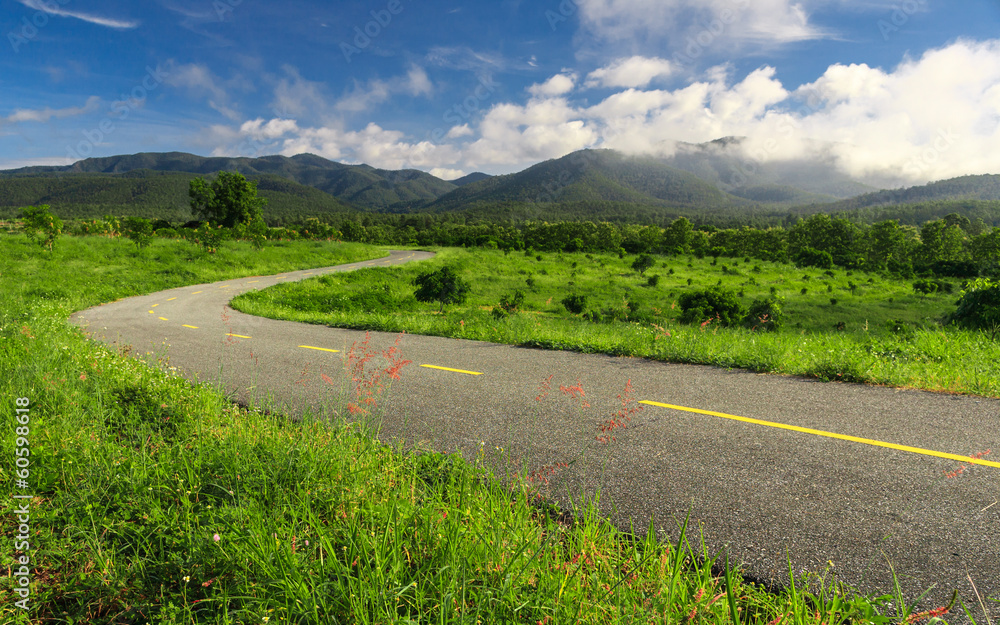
425,150,746,213
816,174,1000,212
451,172,491,186
661,137,878,200
6,152,457,211
0,169,353,223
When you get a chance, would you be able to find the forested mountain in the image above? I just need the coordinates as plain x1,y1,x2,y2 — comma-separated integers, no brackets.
5,152,457,211
0,170,353,222
814,174,1000,213
660,137,878,200
425,150,746,212
451,172,492,186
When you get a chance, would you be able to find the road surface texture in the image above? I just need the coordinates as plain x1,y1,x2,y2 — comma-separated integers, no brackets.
71,249,1000,622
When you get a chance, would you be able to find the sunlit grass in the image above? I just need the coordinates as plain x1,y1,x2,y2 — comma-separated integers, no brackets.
232,246,1000,397
0,234,975,623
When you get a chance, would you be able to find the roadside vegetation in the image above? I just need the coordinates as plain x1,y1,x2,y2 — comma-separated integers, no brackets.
233,246,1000,398
3,233,971,623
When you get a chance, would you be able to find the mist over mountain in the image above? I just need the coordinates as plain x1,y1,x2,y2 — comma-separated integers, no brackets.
2,145,998,226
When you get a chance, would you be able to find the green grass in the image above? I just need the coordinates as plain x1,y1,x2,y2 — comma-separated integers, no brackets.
232,247,1000,398
0,235,973,623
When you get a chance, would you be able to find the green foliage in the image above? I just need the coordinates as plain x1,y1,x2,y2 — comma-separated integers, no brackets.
743,296,784,332
122,216,154,249
189,171,267,228
193,223,226,253
794,247,833,269
950,278,1000,334
20,204,63,252
561,293,587,314
678,287,746,327
913,279,953,295
412,266,471,311
646,275,660,287
631,254,655,275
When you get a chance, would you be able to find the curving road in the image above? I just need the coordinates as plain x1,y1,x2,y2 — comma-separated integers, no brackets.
71,250,1000,621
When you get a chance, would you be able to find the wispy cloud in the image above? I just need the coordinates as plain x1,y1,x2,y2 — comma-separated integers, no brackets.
18,0,139,29
4,96,101,124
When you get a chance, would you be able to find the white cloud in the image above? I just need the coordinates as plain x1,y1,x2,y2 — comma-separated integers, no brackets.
430,167,467,180
336,65,434,112
585,56,673,89
574,0,831,54
18,0,138,29
202,39,1000,184
5,96,101,123
528,73,577,97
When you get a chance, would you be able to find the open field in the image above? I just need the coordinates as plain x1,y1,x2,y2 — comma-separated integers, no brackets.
2,234,971,623
232,246,1000,398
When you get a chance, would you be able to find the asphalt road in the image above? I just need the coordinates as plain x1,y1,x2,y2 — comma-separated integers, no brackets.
70,249,1000,621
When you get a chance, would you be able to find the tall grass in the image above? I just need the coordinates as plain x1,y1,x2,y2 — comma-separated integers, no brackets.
0,235,960,623
233,247,1000,397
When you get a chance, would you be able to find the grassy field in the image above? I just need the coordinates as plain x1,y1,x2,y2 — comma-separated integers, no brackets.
0,235,972,623
231,246,1000,398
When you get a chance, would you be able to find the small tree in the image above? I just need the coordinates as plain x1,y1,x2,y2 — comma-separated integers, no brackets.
678,286,746,327
123,216,154,249
631,254,655,276
561,293,587,315
21,205,62,252
413,267,471,312
950,278,1000,337
189,171,266,228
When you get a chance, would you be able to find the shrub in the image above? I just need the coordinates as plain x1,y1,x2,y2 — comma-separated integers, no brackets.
413,266,471,312
497,290,525,314
631,254,655,275
646,275,660,287
678,287,746,327
913,279,954,295
561,293,587,314
743,296,784,332
885,319,915,339
795,247,833,269
949,278,1000,335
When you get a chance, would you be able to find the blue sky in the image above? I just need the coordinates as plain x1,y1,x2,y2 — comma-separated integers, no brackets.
1,0,999,186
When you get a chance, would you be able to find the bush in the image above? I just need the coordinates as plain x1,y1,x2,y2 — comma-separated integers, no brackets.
561,294,587,315
949,278,1000,334
678,287,746,327
913,279,953,295
497,290,525,314
631,254,655,275
646,275,660,287
794,247,834,269
413,266,471,312
743,296,784,332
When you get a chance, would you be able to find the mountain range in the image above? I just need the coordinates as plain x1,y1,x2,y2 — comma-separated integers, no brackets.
2,142,998,225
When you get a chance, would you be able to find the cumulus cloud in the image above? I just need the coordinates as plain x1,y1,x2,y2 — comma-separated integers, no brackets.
430,167,467,180
585,56,673,88
203,39,1000,185
528,73,577,97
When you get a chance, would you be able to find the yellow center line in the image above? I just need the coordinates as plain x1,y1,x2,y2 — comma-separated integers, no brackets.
276,276,286,280
219,285,230,288
299,345,340,353
420,364,484,376
167,297,178,301
182,325,198,329
191,291,202,295
151,304,159,308
303,272,313,275
640,401,1000,469
148,310,154,314
227,333,251,339
158,317,169,321
247,280,259,284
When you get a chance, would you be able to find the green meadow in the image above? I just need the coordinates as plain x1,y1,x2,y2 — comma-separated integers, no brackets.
232,246,1000,398
0,234,979,623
